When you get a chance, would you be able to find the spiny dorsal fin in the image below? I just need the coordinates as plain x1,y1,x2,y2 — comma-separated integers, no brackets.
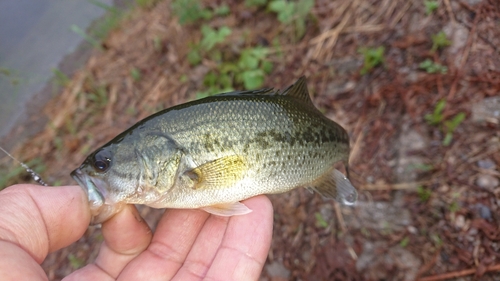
279,76,314,107
217,87,276,97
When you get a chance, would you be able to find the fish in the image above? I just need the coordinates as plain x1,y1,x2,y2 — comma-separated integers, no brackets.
71,76,357,224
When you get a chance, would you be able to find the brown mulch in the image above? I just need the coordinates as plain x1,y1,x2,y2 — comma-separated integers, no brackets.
2,0,500,280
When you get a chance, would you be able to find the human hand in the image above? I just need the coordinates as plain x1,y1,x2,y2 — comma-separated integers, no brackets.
0,184,273,280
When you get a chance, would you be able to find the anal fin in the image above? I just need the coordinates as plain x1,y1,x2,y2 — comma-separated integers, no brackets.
310,169,358,205
201,202,252,216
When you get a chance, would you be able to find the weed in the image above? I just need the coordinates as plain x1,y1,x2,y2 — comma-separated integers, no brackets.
135,0,161,9
245,0,268,7
171,0,213,25
71,1,124,50
417,186,432,202
68,253,85,269
214,4,230,16
411,163,434,172
419,59,448,74
424,0,439,15
358,46,385,75
314,212,329,228
52,68,71,87
425,99,465,146
71,25,102,49
443,112,465,146
399,236,410,247
200,25,232,51
130,67,142,82
424,99,446,125
431,31,451,53
430,233,443,247
268,0,315,39
236,47,272,89
153,36,162,51
449,201,460,213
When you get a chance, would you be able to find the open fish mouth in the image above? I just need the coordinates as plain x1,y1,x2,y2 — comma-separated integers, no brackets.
71,168,106,221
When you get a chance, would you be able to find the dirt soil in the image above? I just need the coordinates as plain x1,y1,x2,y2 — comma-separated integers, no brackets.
2,0,500,280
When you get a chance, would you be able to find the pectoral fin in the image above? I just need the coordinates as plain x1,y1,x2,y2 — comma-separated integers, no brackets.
310,169,358,205
183,155,247,190
201,202,252,216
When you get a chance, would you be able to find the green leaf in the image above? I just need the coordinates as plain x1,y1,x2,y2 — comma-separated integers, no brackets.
200,25,231,51
444,112,466,132
424,0,439,15
241,69,265,89
269,0,295,23
262,60,273,74
314,212,329,228
245,0,268,7
431,31,452,53
214,4,230,16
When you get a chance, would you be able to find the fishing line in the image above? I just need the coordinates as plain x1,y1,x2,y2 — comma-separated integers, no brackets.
0,146,48,186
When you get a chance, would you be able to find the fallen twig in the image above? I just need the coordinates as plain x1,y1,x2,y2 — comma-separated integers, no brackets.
417,263,500,281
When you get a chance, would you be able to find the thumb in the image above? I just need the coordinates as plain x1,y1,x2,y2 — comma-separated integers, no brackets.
0,184,91,263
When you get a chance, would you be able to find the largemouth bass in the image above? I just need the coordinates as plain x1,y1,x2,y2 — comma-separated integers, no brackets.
71,77,357,224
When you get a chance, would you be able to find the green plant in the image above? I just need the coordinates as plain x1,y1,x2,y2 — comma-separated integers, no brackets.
52,68,71,87
130,67,141,82
135,0,161,9
245,0,268,7
268,0,315,39
449,201,460,213
419,59,448,74
417,186,432,202
358,46,385,75
236,47,273,89
399,236,410,247
314,212,329,228
424,0,439,15
431,31,451,53
425,99,465,146
68,253,85,269
171,0,213,24
214,4,230,16
442,112,465,146
71,1,124,49
200,25,232,51
424,99,446,125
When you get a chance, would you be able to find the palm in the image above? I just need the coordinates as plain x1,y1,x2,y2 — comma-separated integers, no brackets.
64,195,273,281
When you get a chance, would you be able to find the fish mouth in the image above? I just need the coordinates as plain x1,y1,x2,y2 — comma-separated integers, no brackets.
71,168,108,224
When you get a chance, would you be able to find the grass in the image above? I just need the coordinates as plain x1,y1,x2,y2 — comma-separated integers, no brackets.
424,0,439,15
314,212,329,228
431,31,452,53
359,46,385,75
419,59,448,74
425,99,466,146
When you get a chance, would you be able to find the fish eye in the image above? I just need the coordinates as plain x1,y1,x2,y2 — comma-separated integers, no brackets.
92,149,112,173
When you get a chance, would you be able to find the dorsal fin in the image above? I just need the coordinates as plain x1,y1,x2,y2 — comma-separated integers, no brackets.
279,76,314,107
217,87,276,97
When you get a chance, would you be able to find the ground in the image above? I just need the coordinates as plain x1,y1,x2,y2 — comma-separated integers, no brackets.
1,0,500,280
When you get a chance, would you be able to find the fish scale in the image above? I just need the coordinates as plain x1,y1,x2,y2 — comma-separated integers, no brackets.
71,77,357,224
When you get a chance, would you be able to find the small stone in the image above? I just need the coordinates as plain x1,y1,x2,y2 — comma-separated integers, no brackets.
407,225,417,234
476,203,492,220
455,215,465,229
476,174,499,190
477,159,496,170
266,261,290,279
472,97,500,124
